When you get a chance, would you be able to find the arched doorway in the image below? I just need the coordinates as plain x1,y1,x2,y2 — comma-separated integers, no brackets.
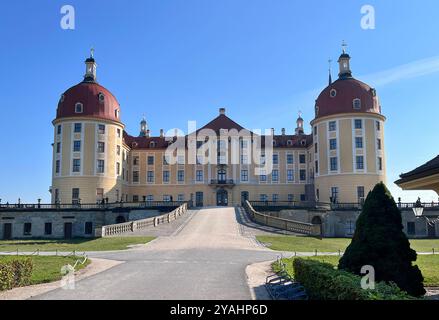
311,216,322,225
116,216,126,224
216,189,228,206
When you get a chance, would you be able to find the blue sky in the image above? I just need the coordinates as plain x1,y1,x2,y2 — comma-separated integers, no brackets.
0,0,438,203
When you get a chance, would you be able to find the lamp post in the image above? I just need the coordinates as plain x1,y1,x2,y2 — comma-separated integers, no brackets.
413,197,424,217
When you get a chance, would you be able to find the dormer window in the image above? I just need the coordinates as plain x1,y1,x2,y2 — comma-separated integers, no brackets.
330,89,337,98
371,88,377,97
98,93,105,103
60,94,65,103
115,109,119,118
353,98,361,110
315,105,319,116
75,103,83,113
272,140,277,146
301,140,306,146
287,140,293,146
150,141,156,148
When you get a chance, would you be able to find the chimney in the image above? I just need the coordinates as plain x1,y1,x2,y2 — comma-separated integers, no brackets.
146,129,150,138
160,129,164,138
219,107,226,115
271,128,275,136
281,128,286,135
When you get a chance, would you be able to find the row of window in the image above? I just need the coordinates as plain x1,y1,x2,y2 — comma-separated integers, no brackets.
313,120,382,135
326,186,365,203
56,123,122,137
130,169,307,183
259,194,306,202
21,222,93,236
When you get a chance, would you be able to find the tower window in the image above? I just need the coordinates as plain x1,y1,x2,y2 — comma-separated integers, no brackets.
55,160,60,174
354,119,362,129
74,123,82,133
356,156,364,170
98,93,105,103
315,106,319,116
330,157,338,171
73,159,81,172
328,121,337,131
329,139,337,150
57,125,62,135
330,89,337,97
56,142,61,153
355,137,363,149
98,124,105,134
97,160,105,173
73,141,81,152
75,103,83,113
376,121,381,131
98,142,105,153
378,157,383,171
353,99,361,110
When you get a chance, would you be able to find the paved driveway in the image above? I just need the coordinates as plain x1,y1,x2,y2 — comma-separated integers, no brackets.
33,207,282,300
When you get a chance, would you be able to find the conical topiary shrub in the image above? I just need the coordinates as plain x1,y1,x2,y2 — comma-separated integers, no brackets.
338,182,425,297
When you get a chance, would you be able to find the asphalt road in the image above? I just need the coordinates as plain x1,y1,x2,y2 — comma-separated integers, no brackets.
33,207,283,300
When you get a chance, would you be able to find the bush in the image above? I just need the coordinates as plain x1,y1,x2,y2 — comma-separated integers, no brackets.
293,258,415,300
339,183,425,297
0,258,33,291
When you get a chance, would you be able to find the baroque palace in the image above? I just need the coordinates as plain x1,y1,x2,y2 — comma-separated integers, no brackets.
51,47,386,207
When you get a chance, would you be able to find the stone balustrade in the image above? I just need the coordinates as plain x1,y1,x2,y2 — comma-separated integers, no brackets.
101,203,188,237
244,201,321,237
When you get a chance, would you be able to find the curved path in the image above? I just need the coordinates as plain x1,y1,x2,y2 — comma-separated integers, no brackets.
33,207,282,300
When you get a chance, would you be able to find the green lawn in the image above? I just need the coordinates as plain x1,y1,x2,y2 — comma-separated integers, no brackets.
0,255,90,286
0,237,155,252
273,255,439,287
257,235,439,253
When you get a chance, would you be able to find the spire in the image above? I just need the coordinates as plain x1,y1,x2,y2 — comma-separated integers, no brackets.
139,115,149,137
295,111,304,135
338,40,352,79
84,48,97,82
328,58,333,85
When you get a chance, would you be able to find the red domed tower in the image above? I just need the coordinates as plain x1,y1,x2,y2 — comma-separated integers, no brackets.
310,44,386,203
51,51,126,204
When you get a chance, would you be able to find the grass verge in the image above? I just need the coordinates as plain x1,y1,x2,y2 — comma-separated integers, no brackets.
0,255,90,286
0,237,155,252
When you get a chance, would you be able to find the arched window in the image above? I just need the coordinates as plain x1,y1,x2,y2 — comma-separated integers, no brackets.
75,103,83,113
150,141,156,148
353,98,361,110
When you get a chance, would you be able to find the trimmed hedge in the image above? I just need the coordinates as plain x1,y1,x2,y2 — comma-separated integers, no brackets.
293,258,415,300
0,258,33,291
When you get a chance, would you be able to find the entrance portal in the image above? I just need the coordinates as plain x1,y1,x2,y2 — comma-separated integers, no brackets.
217,189,228,206
3,223,12,240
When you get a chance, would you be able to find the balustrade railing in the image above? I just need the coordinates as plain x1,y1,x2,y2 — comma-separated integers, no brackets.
101,203,188,237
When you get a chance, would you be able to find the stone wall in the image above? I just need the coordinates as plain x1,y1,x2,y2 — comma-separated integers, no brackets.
0,208,161,240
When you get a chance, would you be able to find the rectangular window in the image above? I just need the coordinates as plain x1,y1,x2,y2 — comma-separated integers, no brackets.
74,123,82,133
288,194,294,202
163,195,171,202
177,194,185,202
260,194,268,201
407,222,416,235
133,156,139,166
97,160,105,173
376,121,381,131
147,171,154,183
23,223,32,236
56,142,61,154
98,124,105,134
287,154,293,164
357,186,365,202
315,160,319,174
377,138,382,150
178,170,185,182
57,125,62,135
355,137,363,149
147,156,154,165
329,121,336,131
331,187,339,203
259,170,267,182
378,157,383,171
55,160,60,174
272,194,279,202
272,170,279,182
314,143,318,153
73,140,81,152
329,139,337,150
272,154,279,165
356,156,364,170
163,171,170,183
299,154,306,164
241,170,248,182
287,169,294,182
85,222,93,235
146,195,154,202
313,126,317,135
196,170,203,182
116,162,120,175
354,119,362,129
72,188,80,200
345,221,355,236
300,194,306,201
240,155,248,165
133,171,139,183
117,128,121,138
117,145,121,156
299,169,306,181
133,195,139,202
98,142,105,153
73,159,81,172
330,157,338,171
44,222,52,235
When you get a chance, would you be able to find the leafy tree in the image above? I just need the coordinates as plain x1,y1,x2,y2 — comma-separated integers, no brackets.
339,182,425,297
